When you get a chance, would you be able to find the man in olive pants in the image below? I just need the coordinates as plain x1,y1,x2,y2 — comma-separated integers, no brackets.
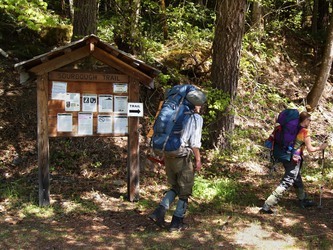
149,104,204,232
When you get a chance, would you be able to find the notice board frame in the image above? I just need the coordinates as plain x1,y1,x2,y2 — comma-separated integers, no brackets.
37,70,141,206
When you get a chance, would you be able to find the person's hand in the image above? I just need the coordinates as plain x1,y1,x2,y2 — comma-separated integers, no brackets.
320,142,328,150
195,160,202,172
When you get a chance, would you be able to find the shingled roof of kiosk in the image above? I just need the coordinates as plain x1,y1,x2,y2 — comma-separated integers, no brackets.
14,34,160,88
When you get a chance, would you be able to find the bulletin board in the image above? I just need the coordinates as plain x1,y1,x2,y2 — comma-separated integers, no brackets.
48,71,130,137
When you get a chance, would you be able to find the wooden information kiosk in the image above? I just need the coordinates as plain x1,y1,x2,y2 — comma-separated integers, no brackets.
15,35,159,206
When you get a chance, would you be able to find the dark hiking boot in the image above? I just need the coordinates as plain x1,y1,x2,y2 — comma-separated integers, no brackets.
259,203,274,214
259,207,274,214
299,199,316,208
148,205,166,228
169,215,188,232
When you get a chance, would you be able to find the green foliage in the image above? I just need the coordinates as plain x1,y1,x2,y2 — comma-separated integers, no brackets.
243,30,268,54
70,197,99,213
140,0,162,40
0,0,68,31
0,177,37,208
231,127,264,162
91,161,102,168
276,3,303,31
204,87,230,121
139,37,164,64
1,181,20,199
240,30,279,87
260,0,304,32
140,0,215,43
97,19,114,42
193,176,238,205
166,2,215,33
199,87,232,146
155,73,171,86
21,204,55,218
132,1,214,75
166,3,214,46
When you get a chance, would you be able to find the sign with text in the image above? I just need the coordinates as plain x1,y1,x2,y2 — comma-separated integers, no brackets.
127,103,143,117
49,71,128,83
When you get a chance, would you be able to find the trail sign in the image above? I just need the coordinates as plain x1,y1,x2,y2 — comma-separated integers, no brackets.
127,102,143,117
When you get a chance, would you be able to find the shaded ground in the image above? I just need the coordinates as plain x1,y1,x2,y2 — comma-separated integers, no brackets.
1,34,333,249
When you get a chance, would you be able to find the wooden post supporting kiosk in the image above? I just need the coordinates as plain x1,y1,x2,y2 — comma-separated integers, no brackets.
15,35,159,206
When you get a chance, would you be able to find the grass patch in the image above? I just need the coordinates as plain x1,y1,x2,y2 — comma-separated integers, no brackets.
20,203,55,218
191,175,257,213
193,175,237,202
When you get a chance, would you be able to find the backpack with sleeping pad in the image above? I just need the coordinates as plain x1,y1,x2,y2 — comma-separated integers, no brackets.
265,109,300,162
151,84,206,157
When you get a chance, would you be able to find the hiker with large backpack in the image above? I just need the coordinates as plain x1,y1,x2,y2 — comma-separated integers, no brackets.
148,84,207,231
260,110,328,214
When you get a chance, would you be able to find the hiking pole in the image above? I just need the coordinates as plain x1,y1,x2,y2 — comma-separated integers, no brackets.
268,149,278,177
318,149,325,208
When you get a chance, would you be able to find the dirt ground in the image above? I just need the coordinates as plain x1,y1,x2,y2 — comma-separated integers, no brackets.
1,52,333,249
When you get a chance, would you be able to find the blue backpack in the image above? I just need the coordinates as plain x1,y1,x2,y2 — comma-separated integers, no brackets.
265,109,300,162
152,85,197,156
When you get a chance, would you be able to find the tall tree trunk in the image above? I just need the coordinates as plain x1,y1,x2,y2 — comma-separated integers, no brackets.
251,1,264,31
307,15,333,108
130,0,141,47
312,0,319,34
318,0,329,30
72,0,98,41
210,0,246,150
160,0,168,40
68,0,74,22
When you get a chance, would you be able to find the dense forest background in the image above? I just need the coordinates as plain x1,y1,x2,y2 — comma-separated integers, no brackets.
1,0,333,249
1,0,333,149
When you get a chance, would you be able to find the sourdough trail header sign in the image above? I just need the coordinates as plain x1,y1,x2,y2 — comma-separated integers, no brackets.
50,71,128,82
15,34,159,206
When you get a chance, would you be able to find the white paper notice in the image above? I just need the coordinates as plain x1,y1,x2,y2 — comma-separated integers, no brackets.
57,113,72,132
78,112,93,135
52,81,67,100
65,93,80,111
97,115,113,134
114,116,128,134
82,94,97,112
113,83,128,93
98,94,113,112
114,96,128,113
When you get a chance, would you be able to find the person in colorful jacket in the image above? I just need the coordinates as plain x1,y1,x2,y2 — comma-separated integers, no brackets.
260,111,328,214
